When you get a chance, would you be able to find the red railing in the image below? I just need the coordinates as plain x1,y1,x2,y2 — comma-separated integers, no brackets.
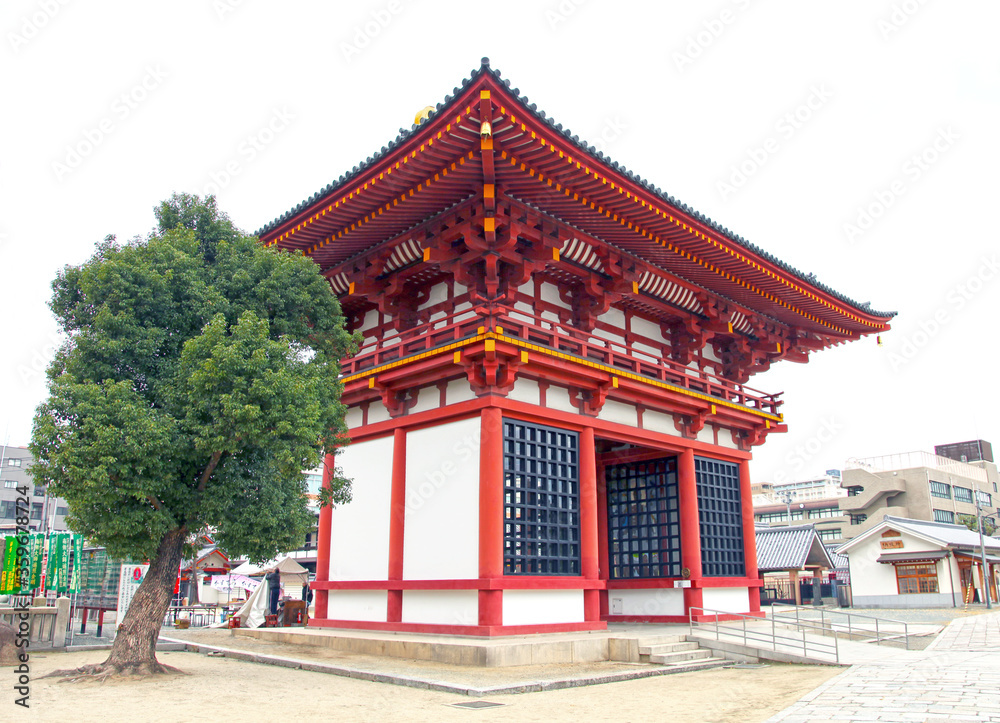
341,305,782,416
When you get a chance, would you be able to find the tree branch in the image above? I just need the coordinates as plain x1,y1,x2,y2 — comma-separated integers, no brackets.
197,451,223,493
147,495,165,512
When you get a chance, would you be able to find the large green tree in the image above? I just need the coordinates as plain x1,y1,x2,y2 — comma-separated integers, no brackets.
31,194,355,677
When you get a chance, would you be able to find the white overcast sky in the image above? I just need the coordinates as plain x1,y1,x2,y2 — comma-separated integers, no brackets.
2,1,998,485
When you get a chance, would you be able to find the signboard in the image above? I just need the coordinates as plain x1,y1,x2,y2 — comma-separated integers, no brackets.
116,564,149,629
209,574,260,593
935,440,993,464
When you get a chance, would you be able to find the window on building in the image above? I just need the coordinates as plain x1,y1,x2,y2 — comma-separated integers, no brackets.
850,514,868,525
954,487,974,504
3,480,16,489
933,509,954,524
847,486,863,497
607,457,680,580
789,510,804,521
30,503,42,520
33,487,45,497
0,500,17,519
895,563,939,593
6,458,21,467
756,512,787,523
810,507,839,519
55,506,69,517
977,491,992,508
929,481,951,499
303,473,323,495
696,457,745,578
817,528,841,541
503,420,580,575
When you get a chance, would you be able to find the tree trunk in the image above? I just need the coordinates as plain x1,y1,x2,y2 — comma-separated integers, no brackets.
189,569,200,605
102,527,186,673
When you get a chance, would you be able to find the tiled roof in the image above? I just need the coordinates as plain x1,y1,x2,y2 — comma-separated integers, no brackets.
256,58,894,320
755,524,835,572
882,515,1000,550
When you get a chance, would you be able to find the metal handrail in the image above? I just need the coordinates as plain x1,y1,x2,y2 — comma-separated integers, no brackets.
689,606,839,663
769,603,911,649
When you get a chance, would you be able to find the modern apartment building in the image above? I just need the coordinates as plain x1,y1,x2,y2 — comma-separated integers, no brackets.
0,445,72,533
840,442,999,540
752,472,850,544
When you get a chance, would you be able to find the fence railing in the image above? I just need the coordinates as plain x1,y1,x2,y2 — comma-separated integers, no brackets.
689,606,840,663
0,596,71,649
769,603,911,649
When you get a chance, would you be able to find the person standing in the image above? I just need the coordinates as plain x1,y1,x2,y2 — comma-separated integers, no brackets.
266,569,281,616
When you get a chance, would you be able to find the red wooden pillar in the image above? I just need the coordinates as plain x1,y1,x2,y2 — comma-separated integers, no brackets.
313,451,336,621
387,428,407,623
478,407,504,627
739,460,761,612
596,460,610,619
579,427,600,622
678,448,703,615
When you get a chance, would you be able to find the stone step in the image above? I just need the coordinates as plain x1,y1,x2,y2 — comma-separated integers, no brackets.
638,641,700,656
648,648,715,665
652,656,731,673
632,635,688,649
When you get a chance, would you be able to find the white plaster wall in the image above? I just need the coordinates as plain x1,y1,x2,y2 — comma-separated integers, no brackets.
702,345,721,363
545,386,579,414
368,403,391,425
696,425,714,445
360,310,379,335
454,283,468,297
344,405,364,430
419,282,449,310
630,316,662,343
445,379,477,405
507,378,540,406
327,591,388,622
608,588,685,616
502,590,584,626
598,307,626,330
408,387,438,415
402,590,478,625
517,282,534,297
598,400,637,427
715,426,738,449
403,417,481,580
329,436,394,580
702,587,751,614
540,281,571,310
643,411,677,436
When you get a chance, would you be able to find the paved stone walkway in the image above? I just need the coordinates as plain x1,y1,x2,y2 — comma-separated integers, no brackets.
766,611,1000,722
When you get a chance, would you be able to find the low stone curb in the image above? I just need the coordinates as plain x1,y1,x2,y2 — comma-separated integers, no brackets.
158,636,726,696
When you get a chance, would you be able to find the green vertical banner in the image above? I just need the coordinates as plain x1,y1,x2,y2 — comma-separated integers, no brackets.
70,534,83,593
1,536,16,594
44,533,57,591
58,534,70,593
29,534,43,589
11,535,24,594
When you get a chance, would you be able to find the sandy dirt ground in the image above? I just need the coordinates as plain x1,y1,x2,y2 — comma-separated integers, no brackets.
3,649,840,723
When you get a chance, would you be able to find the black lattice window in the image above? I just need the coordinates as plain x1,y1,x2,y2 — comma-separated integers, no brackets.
606,457,681,579
695,457,745,577
503,420,580,575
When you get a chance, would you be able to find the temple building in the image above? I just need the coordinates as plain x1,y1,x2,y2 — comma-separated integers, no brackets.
257,59,894,635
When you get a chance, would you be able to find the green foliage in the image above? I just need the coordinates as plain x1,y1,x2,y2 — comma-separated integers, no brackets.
30,194,357,563
958,513,997,537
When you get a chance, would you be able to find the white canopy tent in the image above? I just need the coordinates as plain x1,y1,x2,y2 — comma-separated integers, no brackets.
230,555,309,600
